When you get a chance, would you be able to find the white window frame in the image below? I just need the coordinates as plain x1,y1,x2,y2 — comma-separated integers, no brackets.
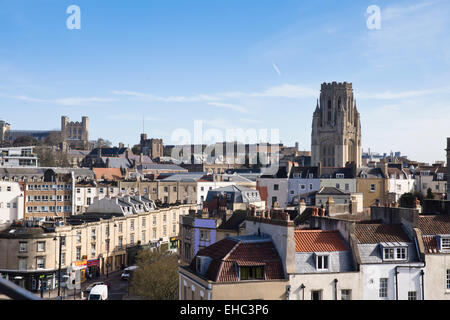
441,237,450,251
315,254,329,271
379,278,388,298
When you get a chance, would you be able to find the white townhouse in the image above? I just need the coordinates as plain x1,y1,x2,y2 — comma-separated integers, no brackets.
0,181,24,223
354,223,424,300
387,166,415,202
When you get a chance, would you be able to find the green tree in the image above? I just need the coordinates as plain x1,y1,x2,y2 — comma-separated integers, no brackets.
426,187,435,200
132,144,141,155
130,249,179,300
399,191,424,208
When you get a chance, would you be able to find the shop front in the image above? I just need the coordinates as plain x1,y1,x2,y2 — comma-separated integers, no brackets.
72,259,87,283
0,270,59,293
86,259,100,279
169,236,179,253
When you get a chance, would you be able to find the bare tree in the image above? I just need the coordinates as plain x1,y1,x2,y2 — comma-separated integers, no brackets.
130,249,179,300
95,138,112,148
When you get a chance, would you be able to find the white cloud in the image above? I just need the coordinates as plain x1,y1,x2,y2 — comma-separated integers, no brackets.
0,93,115,106
207,102,247,113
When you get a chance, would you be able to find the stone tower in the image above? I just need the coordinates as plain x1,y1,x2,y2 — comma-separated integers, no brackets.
311,82,362,167
61,116,89,149
140,133,163,160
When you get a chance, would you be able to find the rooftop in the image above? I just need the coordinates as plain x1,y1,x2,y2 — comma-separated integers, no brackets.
294,230,348,252
354,223,411,244
418,215,450,235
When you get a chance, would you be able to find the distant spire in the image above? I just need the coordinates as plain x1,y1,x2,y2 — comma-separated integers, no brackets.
315,98,320,112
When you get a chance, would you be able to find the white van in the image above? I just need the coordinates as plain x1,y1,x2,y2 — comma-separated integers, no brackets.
87,284,108,300
121,266,139,280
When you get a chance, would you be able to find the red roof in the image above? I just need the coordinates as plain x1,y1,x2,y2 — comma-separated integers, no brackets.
294,230,348,252
189,237,284,283
354,224,411,244
418,215,450,235
93,168,123,181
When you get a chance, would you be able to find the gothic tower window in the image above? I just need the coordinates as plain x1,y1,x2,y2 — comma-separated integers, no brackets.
327,100,332,123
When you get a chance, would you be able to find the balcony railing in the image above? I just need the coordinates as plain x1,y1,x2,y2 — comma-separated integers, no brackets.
0,277,40,300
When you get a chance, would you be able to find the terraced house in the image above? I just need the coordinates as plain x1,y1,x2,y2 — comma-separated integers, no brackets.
0,200,196,292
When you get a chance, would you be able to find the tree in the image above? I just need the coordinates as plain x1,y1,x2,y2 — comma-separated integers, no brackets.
130,249,179,300
12,136,38,147
35,147,70,167
426,187,435,200
132,144,141,155
42,132,63,146
94,138,112,148
399,191,424,208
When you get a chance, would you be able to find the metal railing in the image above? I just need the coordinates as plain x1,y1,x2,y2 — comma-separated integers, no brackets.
0,277,41,300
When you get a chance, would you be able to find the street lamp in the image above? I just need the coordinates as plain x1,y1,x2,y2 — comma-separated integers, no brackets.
53,235,63,299
107,223,117,277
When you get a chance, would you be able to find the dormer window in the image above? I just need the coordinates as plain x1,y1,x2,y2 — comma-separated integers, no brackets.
382,246,407,261
441,237,450,252
336,173,344,179
239,266,265,280
316,254,329,271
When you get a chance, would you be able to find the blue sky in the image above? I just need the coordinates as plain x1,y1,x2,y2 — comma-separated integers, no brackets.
0,0,449,164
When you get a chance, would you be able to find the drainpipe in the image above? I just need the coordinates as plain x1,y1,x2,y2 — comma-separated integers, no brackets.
395,267,399,300
334,278,338,300
420,270,425,300
300,283,305,300
395,264,426,300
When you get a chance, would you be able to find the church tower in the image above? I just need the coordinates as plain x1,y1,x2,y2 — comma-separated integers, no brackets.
311,82,362,167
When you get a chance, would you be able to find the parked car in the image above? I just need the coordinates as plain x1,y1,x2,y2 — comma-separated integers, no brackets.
88,284,108,300
121,266,139,280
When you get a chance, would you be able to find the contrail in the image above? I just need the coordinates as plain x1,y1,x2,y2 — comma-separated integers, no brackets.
272,62,281,76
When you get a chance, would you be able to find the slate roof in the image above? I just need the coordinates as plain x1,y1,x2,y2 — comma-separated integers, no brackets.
161,172,208,182
289,166,319,179
354,224,411,244
316,186,349,196
418,215,450,235
138,164,187,171
101,157,133,168
89,147,129,157
294,230,348,252
320,167,355,179
217,211,247,231
357,167,386,178
260,167,288,179
189,235,284,282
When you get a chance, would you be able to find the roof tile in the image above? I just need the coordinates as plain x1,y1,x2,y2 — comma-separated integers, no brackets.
294,230,348,252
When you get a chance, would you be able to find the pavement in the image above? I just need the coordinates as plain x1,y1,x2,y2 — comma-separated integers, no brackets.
36,270,131,300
